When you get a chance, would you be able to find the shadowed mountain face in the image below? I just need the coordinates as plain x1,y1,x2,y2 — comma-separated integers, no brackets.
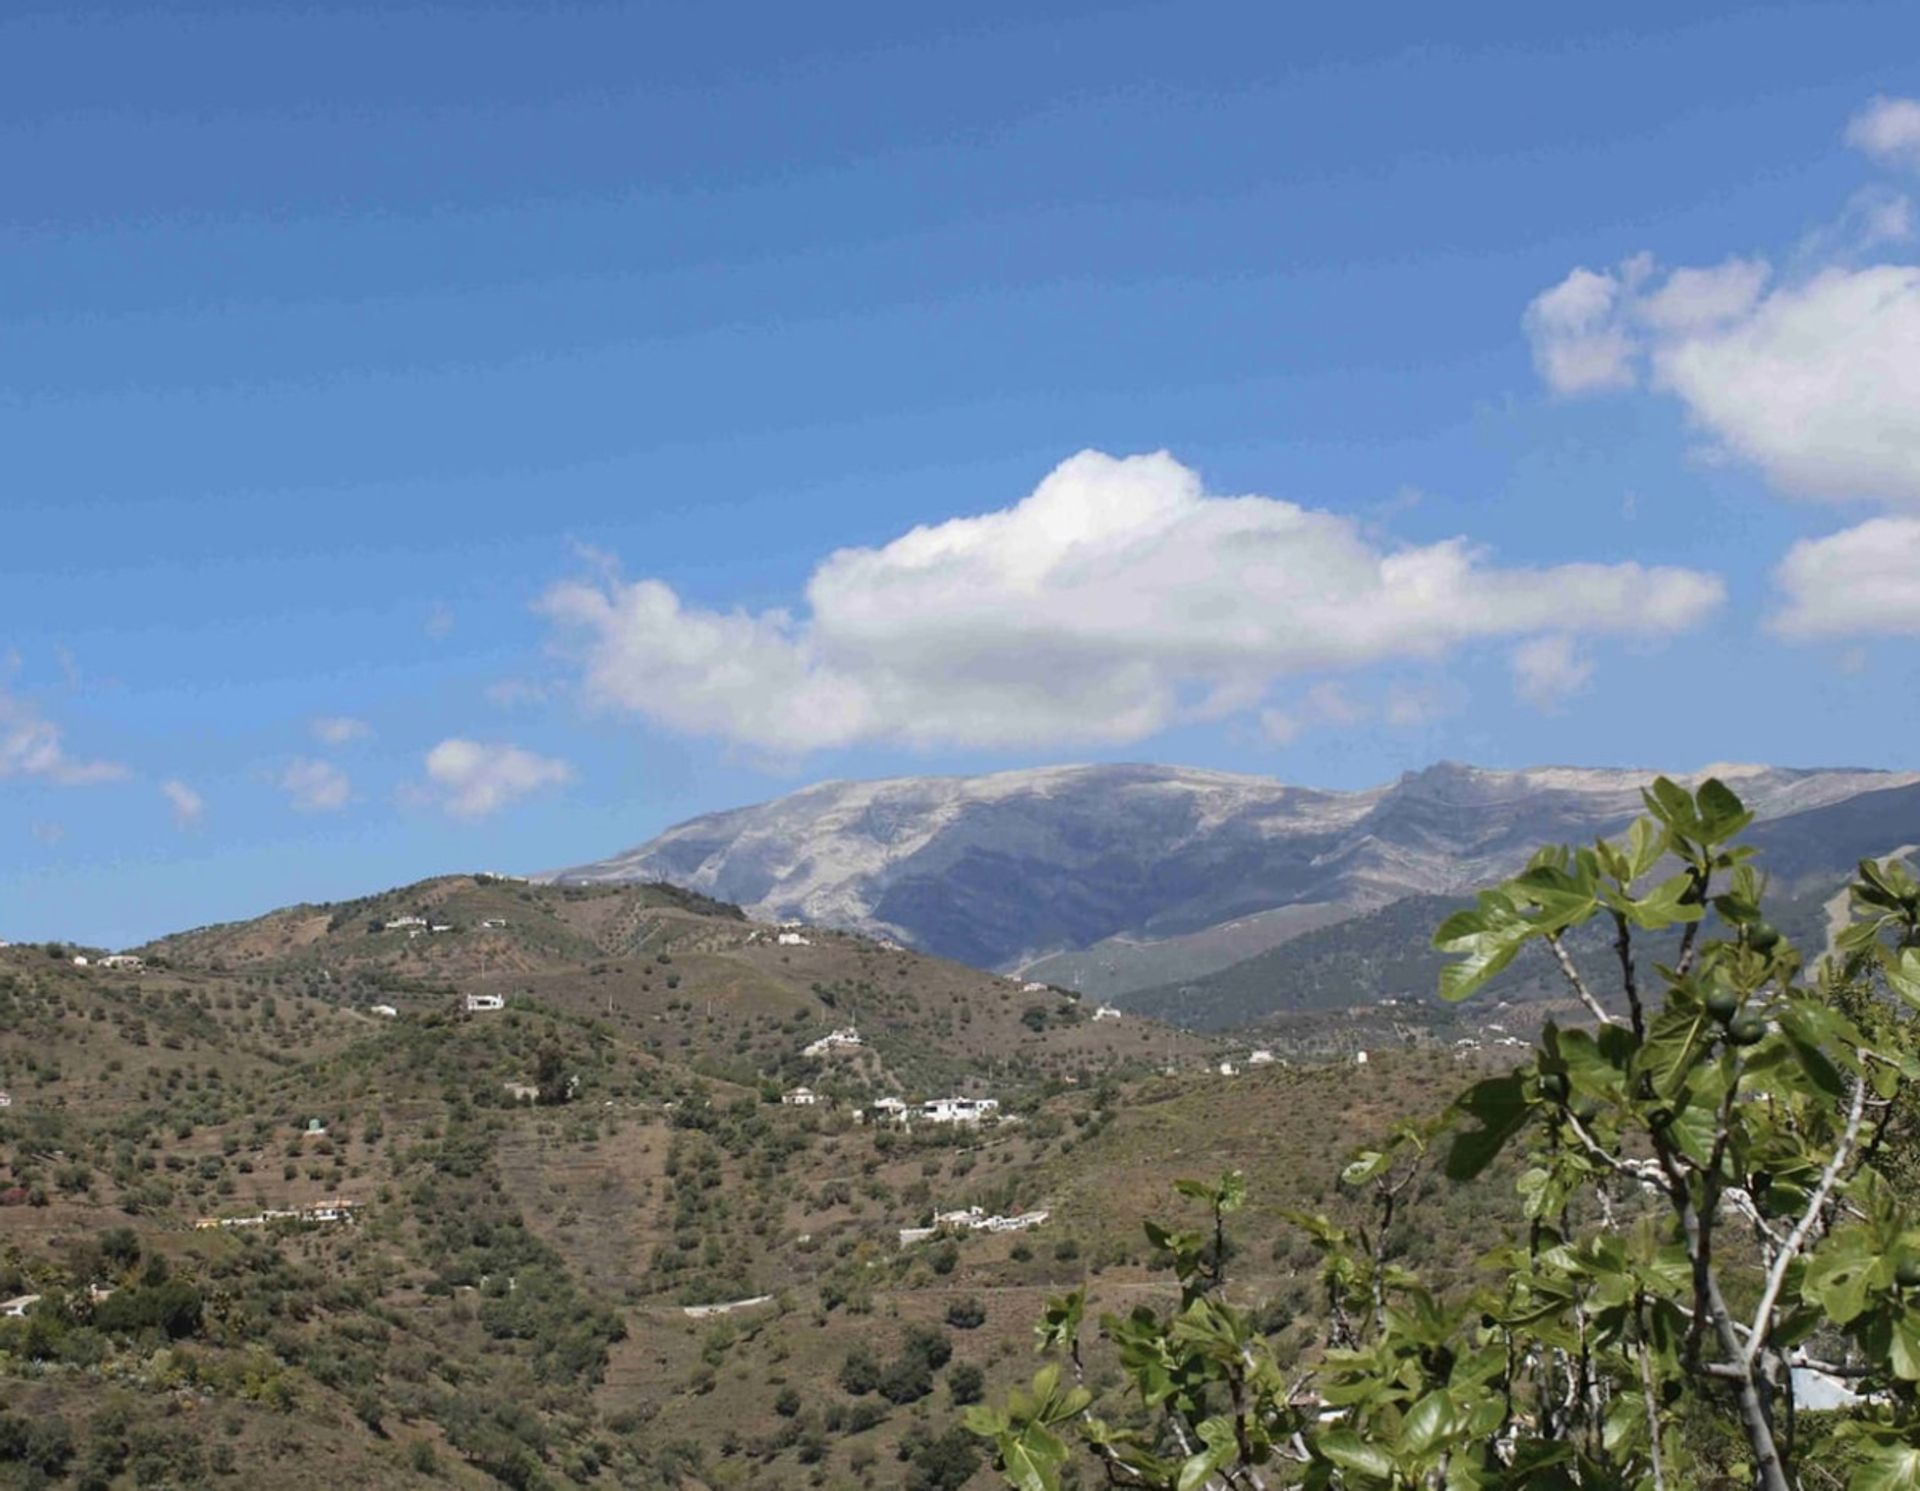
549,762,1920,995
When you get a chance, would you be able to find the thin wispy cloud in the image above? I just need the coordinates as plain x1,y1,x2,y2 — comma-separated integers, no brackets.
280,758,352,812
161,779,205,829
0,690,127,786
312,715,372,745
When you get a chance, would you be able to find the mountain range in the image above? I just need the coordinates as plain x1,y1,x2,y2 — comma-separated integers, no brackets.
548,761,1920,1012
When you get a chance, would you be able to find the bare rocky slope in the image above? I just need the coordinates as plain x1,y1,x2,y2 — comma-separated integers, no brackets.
548,761,1920,998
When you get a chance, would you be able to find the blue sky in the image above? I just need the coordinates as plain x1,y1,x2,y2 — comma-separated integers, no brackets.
7,1,1920,947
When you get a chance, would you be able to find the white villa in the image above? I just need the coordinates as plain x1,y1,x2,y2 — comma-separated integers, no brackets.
369,1003,399,1018
1092,1005,1123,1021
99,954,144,971
1021,981,1048,993
869,1096,910,1120
465,993,505,1012
802,1027,863,1057
920,1096,999,1125
1218,1060,1238,1077
0,1092,11,1108
480,917,508,929
71,954,89,967
781,1086,821,1106
1248,1049,1276,1066
384,915,428,930
777,931,811,947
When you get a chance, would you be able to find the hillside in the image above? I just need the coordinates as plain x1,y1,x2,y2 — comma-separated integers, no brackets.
0,874,1524,1491
548,761,1918,998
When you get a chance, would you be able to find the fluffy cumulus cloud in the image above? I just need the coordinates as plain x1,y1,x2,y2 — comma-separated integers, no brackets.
311,715,371,745
423,739,572,819
0,691,126,785
161,779,204,828
1848,95,1920,173
1773,517,1920,637
280,758,352,812
540,451,1722,753
1509,634,1594,712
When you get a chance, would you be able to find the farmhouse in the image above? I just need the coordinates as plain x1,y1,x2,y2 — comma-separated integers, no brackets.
383,916,427,930
777,931,811,946
71,954,89,967
1092,1005,1123,1021
369,1004,398,1018
801,1026,863,1057
1248,1049,1276,1066
920,1096,999,1125
99,953,144,971
780,1086,820,1107
465,993,505,1012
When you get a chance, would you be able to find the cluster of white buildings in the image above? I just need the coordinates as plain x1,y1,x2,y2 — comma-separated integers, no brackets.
859,1095,1000,1126
801,1026,863,1057
898,1205,1050,1247
383,916,428,931
194,1197,360,1231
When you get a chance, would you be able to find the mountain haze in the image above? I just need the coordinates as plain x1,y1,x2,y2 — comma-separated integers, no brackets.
549,761,1920,998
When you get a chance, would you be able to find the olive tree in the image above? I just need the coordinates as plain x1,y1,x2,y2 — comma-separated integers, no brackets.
968,777,1920,1489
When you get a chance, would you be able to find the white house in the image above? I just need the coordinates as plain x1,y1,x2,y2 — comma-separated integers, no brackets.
1354,1050,1370,1066
777,931,811,947
802,1027,863,1057
480,918,508,929
384,916,428,930
1021,981,1048,994
99,954,144,971
0,1091,11,1108
1248,1049,1276,1066
430,923,455,934
870,1096,910,1121
71,954,89,968
369,1004,398,1018
465,993,505,1012
1092,1005,1123,1022
1218,1061,1238,1077
920,1096,999,1125
781,1086,821,1106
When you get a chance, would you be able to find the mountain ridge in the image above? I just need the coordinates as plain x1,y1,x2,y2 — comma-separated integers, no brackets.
548,760,1920,998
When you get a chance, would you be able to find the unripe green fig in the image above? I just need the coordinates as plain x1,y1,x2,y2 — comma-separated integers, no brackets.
1897,1257,1920,1290
1747,921,1781,953
1538,1072,1569,1103
1705,988,1741,1022
1728,1015,1768,1046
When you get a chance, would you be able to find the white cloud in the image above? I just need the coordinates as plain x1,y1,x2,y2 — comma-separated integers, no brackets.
539,451,1722,754
312,715,371,745
1522,263,1644,394
1772,516,1920,638
1510,634,1594,713
280,757,352,812
1652,265,1920,506
1526,104,1920,640
161,779,204,828
423,739,572,819
0,691,127,786
1848,96,1920,173
1257,707,1301,746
